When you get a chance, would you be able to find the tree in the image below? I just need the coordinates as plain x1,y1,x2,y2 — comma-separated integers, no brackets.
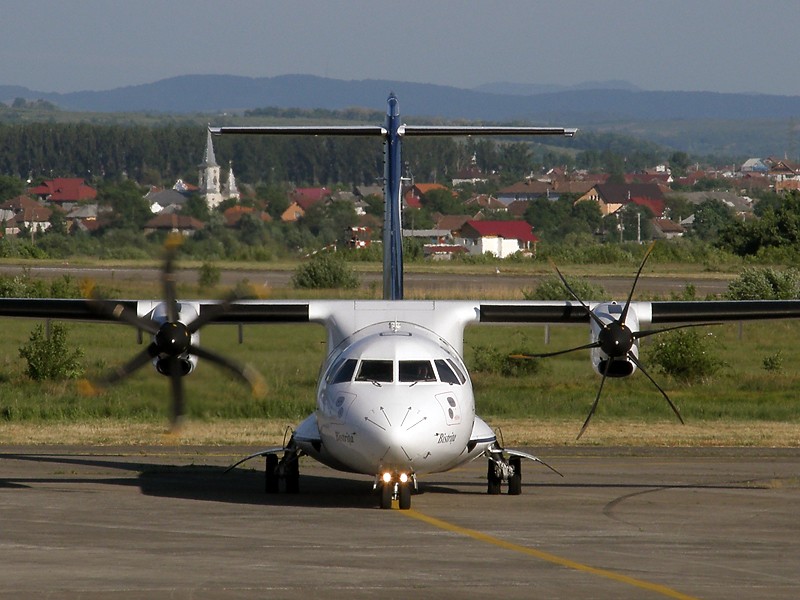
690,198,736,241
100,179,151,230
18,323,84,380
0,175,24,202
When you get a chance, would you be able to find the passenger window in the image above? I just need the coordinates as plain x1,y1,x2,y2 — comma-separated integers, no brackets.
399,360,437,382
331,359,358,384
446,358,467,384
355,360,393,383
435,359,461,385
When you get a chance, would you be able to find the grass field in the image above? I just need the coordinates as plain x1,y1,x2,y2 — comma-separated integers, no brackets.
0,263,798,447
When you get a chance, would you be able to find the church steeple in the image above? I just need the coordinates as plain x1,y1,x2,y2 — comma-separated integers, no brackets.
198,129,223,209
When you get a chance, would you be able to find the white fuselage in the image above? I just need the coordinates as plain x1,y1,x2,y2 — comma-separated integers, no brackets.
297,320,481,476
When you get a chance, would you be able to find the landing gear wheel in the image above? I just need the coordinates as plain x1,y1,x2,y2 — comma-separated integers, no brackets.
487,459,502,495
285,456,300,494
508,456,522,495
265,454,279,493
398,482,412,510
379,482,393,510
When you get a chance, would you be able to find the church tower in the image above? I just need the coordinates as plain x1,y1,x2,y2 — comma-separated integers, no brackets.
198,129,224,209
224,161,240,201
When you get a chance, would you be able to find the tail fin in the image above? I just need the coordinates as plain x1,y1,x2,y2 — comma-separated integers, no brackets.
211,97,577,301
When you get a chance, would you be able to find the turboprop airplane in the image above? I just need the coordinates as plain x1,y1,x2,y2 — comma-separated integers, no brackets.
3,94,800,510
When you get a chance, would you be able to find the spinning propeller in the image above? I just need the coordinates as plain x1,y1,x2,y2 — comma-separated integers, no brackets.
82,235,264,429
513,242,717,439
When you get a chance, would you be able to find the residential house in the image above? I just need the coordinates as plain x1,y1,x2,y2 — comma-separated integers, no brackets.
403,183,448,210
651,218,685,240
0,195,52,236
576,183,666,217
741,158,769,173
496,180,555,205
145,187,189,214
223,205,272,228
455,220,538,258
28,178,97,211
144,213,204,236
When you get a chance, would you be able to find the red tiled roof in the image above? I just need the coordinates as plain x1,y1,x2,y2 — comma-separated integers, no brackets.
290,187,330,210
28,178,97,202
460,220,538,243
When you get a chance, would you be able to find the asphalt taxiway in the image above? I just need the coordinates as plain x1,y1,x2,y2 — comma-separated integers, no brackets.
1,446,798,599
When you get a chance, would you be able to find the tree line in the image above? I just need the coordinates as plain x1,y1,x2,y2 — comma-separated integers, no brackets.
0,120,681,189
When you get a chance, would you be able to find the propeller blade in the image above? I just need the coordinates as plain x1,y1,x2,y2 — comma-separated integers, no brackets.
87,298,160,336
577,358,612,440
511,340,601,360
186,293,238,335
626,352,684,425
550,261,607,330
162,238,181,323
91,344,157,389
619,241,656,324
188,344,266,396
169,360,185,431
633,322,721,340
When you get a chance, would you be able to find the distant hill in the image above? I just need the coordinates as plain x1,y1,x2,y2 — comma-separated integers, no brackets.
2,75,800,157
2,74,800,123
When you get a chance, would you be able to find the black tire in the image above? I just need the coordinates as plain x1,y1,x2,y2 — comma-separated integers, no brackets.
380,482,393,509
487,460,502,495
265,454,279,493
285,456,300,494
398,482,411,510
508,456,522,495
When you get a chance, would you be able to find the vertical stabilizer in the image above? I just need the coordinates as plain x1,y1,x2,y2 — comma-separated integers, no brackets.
383,94,404,300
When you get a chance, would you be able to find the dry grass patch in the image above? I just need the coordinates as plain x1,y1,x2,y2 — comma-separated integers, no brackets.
2,418,799,448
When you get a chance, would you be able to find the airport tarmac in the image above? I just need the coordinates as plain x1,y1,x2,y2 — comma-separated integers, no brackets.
1,446,798,599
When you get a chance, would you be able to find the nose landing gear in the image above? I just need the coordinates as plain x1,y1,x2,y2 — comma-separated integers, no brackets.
375,471,415,510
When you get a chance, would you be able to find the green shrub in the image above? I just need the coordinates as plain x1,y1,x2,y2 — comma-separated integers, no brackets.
198,262,221,289
762,351,783,372
292,253,359,289
523,275,605,301
647,329,721,382
471,345,542,377
18,323,84,381
726,267,800,300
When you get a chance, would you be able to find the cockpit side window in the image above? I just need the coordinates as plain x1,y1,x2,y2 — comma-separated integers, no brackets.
446,358,467,384
355,360,394,383
399,360,437,382
435,359,461,385
330,358,358,384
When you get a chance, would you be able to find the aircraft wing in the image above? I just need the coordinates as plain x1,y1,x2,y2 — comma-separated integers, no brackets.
476,299,800,327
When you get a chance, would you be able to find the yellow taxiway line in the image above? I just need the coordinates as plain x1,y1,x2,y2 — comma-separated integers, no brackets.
402,509,699,600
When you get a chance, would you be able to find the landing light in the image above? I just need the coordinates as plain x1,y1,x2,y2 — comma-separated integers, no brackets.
382,472,392,483
399,473,409,484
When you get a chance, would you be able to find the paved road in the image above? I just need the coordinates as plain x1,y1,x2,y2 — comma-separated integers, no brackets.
1,446,798,599
0,263,731,298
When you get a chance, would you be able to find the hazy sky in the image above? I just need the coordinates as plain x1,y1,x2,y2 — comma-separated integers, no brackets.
4,0,800,96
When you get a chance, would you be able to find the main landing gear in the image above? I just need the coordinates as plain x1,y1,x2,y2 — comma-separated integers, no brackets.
485,445,563,495
264,448,300,494
375,471,415,510
487,448,522,495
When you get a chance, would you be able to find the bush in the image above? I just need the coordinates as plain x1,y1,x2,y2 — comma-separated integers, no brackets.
726,267,800,300
523,275,605,301
18,323,84,381
646,329,721,383
471,345,542,377
292,253,359,289
198,262,221,289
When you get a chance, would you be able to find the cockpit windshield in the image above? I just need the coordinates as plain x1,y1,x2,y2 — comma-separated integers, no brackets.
399,360,437,383
355,360,393,383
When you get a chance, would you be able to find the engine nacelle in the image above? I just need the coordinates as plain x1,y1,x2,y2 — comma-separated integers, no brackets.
589,301,641,378
138,300,202,377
